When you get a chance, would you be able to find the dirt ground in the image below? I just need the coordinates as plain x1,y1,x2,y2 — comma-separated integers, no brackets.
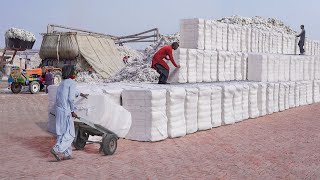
1,81,320,179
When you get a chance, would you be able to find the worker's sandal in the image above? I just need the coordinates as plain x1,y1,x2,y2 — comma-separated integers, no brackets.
50,149,61,161
63,156,72,160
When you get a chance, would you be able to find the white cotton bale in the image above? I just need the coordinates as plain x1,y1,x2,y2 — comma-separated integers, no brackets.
242,84,250,120
210,50,218,81
279,83,286,111
257,83,267,116
247,53,268,82
234,84,244,122
229,52,235,81
249,83,259,118
235,52,242,80
266,83,274,114
197,86,212,130
284,83,290,110
187,49,197,83
218,51,226,81
211,21,218,50
313,80,320,103
196,49,204,82
211,86,222,127
185,88,199,134
306,81,313,104
288,82,296,108
273,83,280,112
203,50,212,82
289,56,296,81
166,87,187,138
222,84,236,124
241,53,248,80
204,20,212,50
123,88,168,142
295,82,300,107
267,54,275,82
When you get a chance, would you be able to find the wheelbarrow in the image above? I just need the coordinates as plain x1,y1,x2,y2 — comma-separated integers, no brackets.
73,117,119,155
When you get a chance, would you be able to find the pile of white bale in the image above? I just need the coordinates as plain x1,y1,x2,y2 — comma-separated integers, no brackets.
180,19,320,55
47,18,320,142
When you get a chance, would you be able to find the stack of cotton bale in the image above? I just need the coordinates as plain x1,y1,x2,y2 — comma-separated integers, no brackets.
180,19,205,49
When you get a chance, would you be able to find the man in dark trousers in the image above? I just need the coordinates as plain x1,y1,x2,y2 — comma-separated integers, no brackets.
296,25,306,55
151,42,180,84
45,69,54,93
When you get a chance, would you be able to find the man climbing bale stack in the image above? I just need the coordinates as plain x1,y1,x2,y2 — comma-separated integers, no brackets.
151,42,180,84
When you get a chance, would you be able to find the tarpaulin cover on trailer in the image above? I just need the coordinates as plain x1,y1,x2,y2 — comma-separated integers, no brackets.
76,35,123,78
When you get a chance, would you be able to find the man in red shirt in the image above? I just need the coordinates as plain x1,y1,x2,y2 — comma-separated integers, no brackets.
151,42,180,84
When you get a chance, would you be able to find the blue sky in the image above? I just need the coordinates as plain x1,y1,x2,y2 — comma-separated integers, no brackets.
1,0,319,49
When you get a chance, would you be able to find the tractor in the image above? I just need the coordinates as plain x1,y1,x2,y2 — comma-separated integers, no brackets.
8,66,62,94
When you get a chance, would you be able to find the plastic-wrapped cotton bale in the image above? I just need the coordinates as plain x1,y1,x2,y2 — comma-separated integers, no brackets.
288,82,296,108
224,52,231,81
227,24,236,52
257,30,264,53
306,81,313,104
187,49,197,83
296,56,303,81
284,83,290,110
314,56,320,80
258,83,267,116
222,23,228,51
303,57,310,80
234,84,244,122
180,19,205,49
100,88,123,105
211,86,222,127
235,25,242,52
309,56,315,80
295,82,300,107
263,31,270,53
313,80,320,103
203,50,212,82
241,27,248,52
229,52,235,81
242,84,250,120
249,83,259,118
289,56,296,81
185,88,199,134
279,83,286,111
75,94,132,138
273,54,280,82
196,49,204,82
204,20,212,50
284,56,290,81
222,84,236,124
299,82,307,106
123,88,168,142
241,53,248,80
273,83,280,112
210,50,218,81
166,87,186,138
168,48,188,83
247,53,268,82
216,22,224,51
278,55,286,82
197,86,212,130
267,54,275,82
211,21,217,50
251,28,259,53
266,83,274,114
218,51,226,81
277,33,283,54
235,52,242,81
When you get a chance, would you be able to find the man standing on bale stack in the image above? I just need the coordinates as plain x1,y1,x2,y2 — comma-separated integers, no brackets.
296,25,306,55
151,42,180,84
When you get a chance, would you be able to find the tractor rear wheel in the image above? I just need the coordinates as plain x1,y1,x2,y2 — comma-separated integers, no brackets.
29,81,40,94
52,71,62,85
11,82,22,94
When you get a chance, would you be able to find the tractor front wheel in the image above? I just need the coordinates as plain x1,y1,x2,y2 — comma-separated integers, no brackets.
11,82,22,94
29,81,40,94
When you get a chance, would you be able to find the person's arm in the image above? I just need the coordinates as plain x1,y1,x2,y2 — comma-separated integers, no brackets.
167,49,178,67
68,82,77,114
296,31,302,37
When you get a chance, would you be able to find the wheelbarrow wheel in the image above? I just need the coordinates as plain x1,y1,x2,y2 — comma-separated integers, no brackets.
101,134,117,155
73,132,88,150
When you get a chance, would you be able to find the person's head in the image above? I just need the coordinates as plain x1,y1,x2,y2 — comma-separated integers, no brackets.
171,42,179,50
62,65,76,79
300,25,304,30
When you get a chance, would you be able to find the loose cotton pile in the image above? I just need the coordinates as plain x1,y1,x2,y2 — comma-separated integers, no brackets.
5,27,36,42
